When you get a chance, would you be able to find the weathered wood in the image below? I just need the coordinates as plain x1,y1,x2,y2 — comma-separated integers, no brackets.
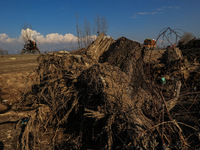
166,81,182,111
85,33,115,61
167,47,183,63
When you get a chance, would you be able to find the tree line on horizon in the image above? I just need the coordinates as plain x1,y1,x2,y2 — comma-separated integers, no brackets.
0,49,8,55
76,15,108,49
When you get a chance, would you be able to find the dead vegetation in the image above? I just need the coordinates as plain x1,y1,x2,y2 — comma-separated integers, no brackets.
0,31,200,149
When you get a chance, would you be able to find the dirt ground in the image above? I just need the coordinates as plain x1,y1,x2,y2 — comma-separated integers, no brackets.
0,54,39,150
0,54,39,102
0,54,39,74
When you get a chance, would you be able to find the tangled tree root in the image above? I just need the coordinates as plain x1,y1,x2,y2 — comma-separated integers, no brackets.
10,34,199,149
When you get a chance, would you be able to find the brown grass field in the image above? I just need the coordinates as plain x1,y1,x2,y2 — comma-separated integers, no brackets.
0,54,39,108
0,54,39,74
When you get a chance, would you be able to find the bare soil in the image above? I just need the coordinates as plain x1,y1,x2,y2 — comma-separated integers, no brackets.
0,54,38,103
0,54,39,74
0,54,39,150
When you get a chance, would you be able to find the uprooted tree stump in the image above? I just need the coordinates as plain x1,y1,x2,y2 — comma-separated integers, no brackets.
6,34,196,149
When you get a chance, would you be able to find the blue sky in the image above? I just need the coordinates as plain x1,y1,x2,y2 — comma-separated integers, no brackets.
0,0,200,53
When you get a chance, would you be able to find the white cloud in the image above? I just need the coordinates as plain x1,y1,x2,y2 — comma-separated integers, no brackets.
132,11,161,18
44,33,78,43
0,34,22,54
132,6,180,19
0,33,20,43
137,12,148,15
157,6,180,11
0,33,8,40
0,29,86,54
151,12,160,15
20,28,78,44
156,8,163,11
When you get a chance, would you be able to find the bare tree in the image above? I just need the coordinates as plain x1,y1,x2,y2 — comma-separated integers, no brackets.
84,18,92,46
5,49,8,55
75,15,108,48
21,24,33,44
80,29,87,48
0,49,8,55
20,24,40,54
94,15,108,36
76,17,93,48
100,17,108,35
0,49,3,55
95,15,101,36
76,15,81,49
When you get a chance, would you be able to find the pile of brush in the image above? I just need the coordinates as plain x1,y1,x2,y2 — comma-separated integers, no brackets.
13,33,199,150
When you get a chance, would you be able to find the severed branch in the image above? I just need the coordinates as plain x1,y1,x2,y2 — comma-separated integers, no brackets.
166,81,182,111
